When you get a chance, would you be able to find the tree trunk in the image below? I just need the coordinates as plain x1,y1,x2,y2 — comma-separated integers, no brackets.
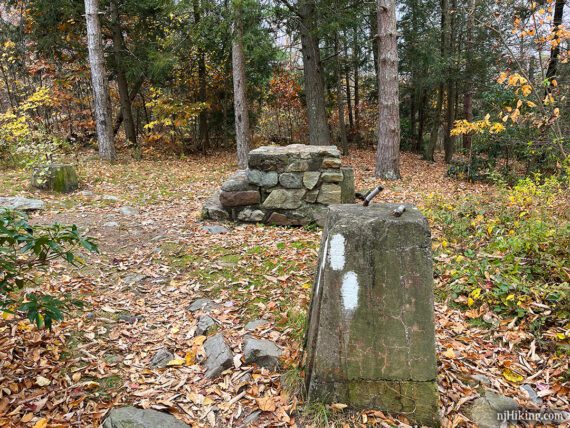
462,0,475,150
375,0,400,179
298,0,331,145
353,27,360,141
443,0,457,163
232,5,250,169
193,0,209,154
370,6,379,97
417,90,426,152
84,0,116,161
110,0,139,159
545,0,565,84
113,76,144,135
335,33,348,155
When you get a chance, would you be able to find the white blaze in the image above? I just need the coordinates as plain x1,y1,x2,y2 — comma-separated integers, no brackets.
328,234,345,271
341,271,359,312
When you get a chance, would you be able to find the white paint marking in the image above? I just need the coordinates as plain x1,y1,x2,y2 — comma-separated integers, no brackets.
328,234,345,271
341,271,359,312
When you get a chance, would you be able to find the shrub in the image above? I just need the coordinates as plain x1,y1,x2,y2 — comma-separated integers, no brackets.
0,209,98,328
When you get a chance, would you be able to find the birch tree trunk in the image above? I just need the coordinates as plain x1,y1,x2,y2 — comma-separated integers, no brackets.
232,5,250,169
84,0,116,161
298,0,331,146
375,0,400,179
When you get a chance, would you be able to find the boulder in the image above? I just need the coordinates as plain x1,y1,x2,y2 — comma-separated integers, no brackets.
262,189,306,210
201,191,230,221
219,190,260,207
303,172,320,190
245,319,270,331
201,225,229,234
203,333,233,378
102,407,190,428
246,169,279,187
243,336,282,370
188,298,218,313
221,170,257,192
0,196,45,211
267,212,308,226
31,163,78,193
466,390,519,428
317,184,342,204
279,173,303,188
196,315,216,336
149,348,174,368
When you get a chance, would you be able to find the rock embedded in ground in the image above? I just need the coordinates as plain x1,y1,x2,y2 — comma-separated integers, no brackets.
243,336,282,370
202,191,230,221
149,348,174,368
466,390,519,428
196,315,216,335
471,374,492,387
201,225,229,234
119,206,139,216
123,273,146,285
219,190,260,207
245,319,270,331
188,298,218,313
102,195,119,202
31,163,79,193
118,314,144,324
103,221,119,228
203,333,233,378
520,384,542,405
267,212,308,226
247,169,279,187
80,190,94,197
0,196,45,211
102,407,190,428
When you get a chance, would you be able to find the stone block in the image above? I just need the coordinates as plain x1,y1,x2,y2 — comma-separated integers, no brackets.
340,167,355,203
267,212,308,226
317,184,342,204
279,172,303,188
237,208,265,222
262,189,306,210
32,163,78,193
201,191,230,221
286,160,310,172
304,204,439,427
248,145,340,172
303,171,320,190
321,171,344,183
221,170,257,192
304,189,319,203
321,157,342,169
219,190,260,207
247,169,279,187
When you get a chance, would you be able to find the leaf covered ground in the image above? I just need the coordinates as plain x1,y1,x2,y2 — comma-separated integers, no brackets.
0,149,568,427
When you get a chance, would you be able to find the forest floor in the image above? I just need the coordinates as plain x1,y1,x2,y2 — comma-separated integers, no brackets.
0,148,568,427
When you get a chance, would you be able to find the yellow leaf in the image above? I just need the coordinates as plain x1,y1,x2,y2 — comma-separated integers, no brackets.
36,376,51,387
487,224,494,235
33,418,48,428
521,84,532,96
256,395,277,412
330,403,348,411
441,240,448,249
443,348,456,359
470,288,482,299
526,101,536,108
555,333,565,340
502,368,524,383
192,335,207,346
166,358,185,367
184,351,195,366
467,297,475,307
506,294,515,301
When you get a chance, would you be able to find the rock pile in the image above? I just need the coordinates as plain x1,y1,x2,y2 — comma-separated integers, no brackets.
202,144,355,226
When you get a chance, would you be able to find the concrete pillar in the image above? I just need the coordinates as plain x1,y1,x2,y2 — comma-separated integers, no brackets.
304,204,440,426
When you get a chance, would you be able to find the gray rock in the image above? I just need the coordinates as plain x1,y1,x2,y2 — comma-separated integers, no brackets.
196,315,216,335
0,196,45,211
471,374,492,387
237,208,265,222
103,221,119,228
304,189,319,203
340,167,355,203
123,274,146,285
245,319,270,331
321,171,344,183
467,390,519,428
244,336,282,370
202,225,229,234
239,411,261,428
221,170,257,192
102,195,119,202
188,298,218,313
80,190,94,197
286,160,310,172
303,171,321,190
317,184,342,204
219,190,260,207
149,348,174,368
203,333,233,378
262,189,306,209
246,169,279,187
102,407,190,428
119,206,139,216
118,314,144,324
201,191,230,221
520,384,542,405
279,173,303,188
321,157,342,169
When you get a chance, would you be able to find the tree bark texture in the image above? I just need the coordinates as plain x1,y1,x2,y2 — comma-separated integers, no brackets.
232,6,250,169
